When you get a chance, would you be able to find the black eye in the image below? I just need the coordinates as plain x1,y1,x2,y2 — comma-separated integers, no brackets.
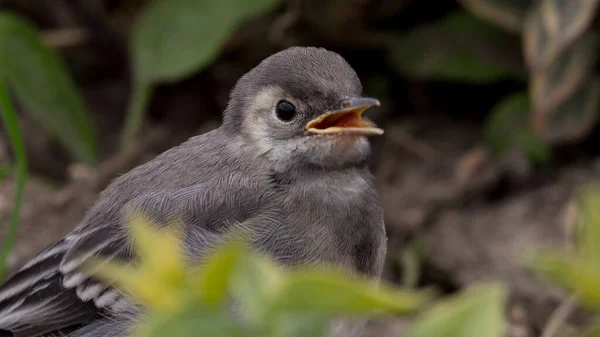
275,100,296,121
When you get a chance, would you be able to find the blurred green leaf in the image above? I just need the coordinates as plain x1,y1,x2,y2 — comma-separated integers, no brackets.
397,240,427,289
484,92,551,164
122,0,283,149
137,304,249,337
530,251,600,309
231,253,284,324
0,161,12,183
0,12,97,165
87,214,446,337
460,0,532,33
131,0,282,84
0,80,27,282
400,246,421,289
272,269,434,315
527,184,600,322
405,282,507,337
268,312,330,337
390,11,524,83
193,240,245,306
575,184,600,261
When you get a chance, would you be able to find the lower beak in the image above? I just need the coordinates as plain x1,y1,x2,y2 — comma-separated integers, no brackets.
306,97,384,136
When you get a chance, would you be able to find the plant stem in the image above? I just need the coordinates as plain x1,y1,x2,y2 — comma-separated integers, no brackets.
0,80,27,281
120,81,152,152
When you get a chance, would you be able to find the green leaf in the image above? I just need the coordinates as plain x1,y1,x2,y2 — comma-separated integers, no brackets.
405,282,507,337
137,304,249,337
269,312,330,337
192,240,245,306
484,92,551,164
122,0,283,149
0,80,27,282
575,184,600,260
390,11,525,83
230,252,285,324
131,0,283,84
0,12,97,165
0,161,13,183
272,269,434,315
530,251,600,308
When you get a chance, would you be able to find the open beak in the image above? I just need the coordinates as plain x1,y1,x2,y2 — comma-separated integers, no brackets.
306,97,384,136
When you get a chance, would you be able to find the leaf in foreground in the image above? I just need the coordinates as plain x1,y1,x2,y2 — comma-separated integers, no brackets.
85,213,433,337
136,304,249,337
274,269,434,315
574,183,600,261
405,282,507,337
530,251,600,308
83,212,186,312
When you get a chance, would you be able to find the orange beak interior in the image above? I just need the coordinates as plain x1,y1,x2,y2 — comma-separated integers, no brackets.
309,111,375,129
306,106,383,136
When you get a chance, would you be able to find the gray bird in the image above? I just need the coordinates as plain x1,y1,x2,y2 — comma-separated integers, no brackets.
0,46,387,337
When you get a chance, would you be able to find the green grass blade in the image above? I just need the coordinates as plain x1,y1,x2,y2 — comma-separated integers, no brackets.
0,80,27,281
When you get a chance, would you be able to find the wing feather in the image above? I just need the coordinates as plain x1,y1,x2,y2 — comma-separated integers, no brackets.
0,171,267,336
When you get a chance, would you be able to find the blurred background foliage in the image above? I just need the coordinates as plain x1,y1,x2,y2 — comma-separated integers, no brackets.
2,0,600,336
2,0,600,164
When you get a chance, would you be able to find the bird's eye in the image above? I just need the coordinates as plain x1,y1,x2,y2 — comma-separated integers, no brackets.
275,100,296,122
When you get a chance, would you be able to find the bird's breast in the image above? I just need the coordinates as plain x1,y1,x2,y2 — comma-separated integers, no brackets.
264,170,386,278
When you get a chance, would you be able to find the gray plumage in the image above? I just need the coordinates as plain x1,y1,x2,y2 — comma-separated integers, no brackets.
0,46,387,337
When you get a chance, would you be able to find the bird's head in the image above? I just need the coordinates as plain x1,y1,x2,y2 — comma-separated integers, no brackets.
223,46,383,171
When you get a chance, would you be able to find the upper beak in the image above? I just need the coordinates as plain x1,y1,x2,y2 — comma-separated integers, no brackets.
306,97,384,136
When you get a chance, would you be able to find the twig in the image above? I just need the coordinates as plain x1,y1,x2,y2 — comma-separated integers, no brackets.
42,28,90,48
0,80,27,282
540,295,578,337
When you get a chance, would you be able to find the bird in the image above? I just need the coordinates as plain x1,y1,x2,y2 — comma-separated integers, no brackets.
0,46,387,337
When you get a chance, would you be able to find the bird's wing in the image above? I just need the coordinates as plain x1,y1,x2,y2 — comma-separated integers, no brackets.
0,238,105,337
0,180,267,337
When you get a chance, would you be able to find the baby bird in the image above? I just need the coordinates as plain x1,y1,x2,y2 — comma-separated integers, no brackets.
0,46,386,337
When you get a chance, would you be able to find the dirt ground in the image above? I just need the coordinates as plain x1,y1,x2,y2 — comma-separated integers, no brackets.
2,1,600,336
